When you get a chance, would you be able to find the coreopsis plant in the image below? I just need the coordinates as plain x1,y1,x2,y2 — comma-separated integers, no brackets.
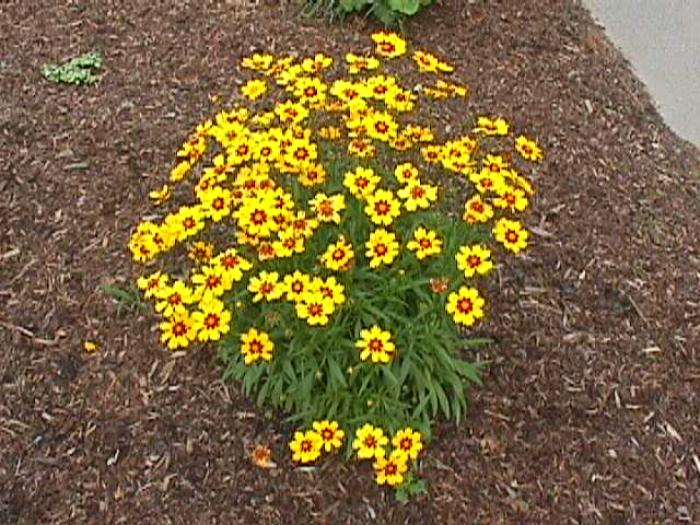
129,30,544,494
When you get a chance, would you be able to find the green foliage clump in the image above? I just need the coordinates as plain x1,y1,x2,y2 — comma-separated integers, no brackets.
304,0,434,25
42,51,102,85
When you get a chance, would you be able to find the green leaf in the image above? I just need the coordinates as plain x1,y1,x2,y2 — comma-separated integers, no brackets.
340,0,368,12
388,0,420,15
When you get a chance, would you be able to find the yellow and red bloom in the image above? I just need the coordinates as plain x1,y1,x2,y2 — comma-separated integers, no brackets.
296,292,335,326
312,420,345,452
192,298,232,342
283,270,312,303
149,184,171,205
345,53,380,75
365,189,401,227
312,276,346,306
463,194,495,224
247,270,284,302
373,450,409,486
474,116,510,136
309,192,345,224
393,162,420,185
343,166,381,200
192,264,229,301
371,31,407,58
290,430,323,464
241,78,268,101
392,427,424,460
493,218,530,253
493,185,529,212
160,310,197,351
456,244,494,278
365,229,399,269
240,328,275,365
515,135,544,162
355,325,396,364
155,280,195,317
406,227,443,260
321,236,355,272
397,180,438,212
352,423,388,460
137,270,170,300
446,286,486,327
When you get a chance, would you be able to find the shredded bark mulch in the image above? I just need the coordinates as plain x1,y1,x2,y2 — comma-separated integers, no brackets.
1,1,698,523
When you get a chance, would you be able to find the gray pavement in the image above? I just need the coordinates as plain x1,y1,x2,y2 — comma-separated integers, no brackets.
583,0,700,145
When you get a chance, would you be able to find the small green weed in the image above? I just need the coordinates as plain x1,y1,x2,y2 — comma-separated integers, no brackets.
42,51,102,85
99,284,147,313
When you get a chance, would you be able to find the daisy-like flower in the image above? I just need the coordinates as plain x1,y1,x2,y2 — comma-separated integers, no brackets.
149,184,171,205
293,77,328,108
348,138,376,158
295,292,335,326
392,427,424,460
393,162,420,185
155,280,195,318
301,53,333,74
515,135,544,162
247,270,284,302
188,241,215,263
274,100,309,125
160,310,197,351
241,52,274,72
373,450,409,486
371,31,407,58
397,180,438,212
192,264,228,301
456,244,494,278
137,270,170,300
199,186,232,222
321,235,355,272
469,170,507,195
241,78,268,101
240,328,275,365
289,430,323,464
355,325,396,364
364,111,398,142
213,248,253,284
365,189,401,227
192,298,232,342
420,145,443,164
312,420,345,452
312,276,346,306
365,228,399,269
406,227,442,260
352,424,388,460
493,185,529,213
493,218,530,253
345,53,380,75
309,192,345,224
343,166,381,200
283,270,312,303
169,160,192,183
463,194,495,224
446,286,486,327
474,116,510,136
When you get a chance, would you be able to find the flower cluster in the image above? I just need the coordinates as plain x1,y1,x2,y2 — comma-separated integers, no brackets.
128,30,543,491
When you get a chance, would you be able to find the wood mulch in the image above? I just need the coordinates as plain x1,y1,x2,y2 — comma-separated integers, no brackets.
1,1,698,523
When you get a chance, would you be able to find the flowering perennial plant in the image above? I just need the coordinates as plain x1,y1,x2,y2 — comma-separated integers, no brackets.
129,30,543,493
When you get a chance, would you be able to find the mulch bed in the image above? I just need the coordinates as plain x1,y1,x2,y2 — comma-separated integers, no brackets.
1,1,699,523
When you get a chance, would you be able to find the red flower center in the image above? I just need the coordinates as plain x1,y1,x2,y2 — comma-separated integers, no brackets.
173,322,187,336
250,340,263,354
374,244,388,256
375,201,390,215
506,230,519,243
206,275,221,289
309,304,323,316
458,298,473,314
369,339,383,352
332,249,346,261
205,314,220,329
419,238,432,249
252,210,267,225
468,255,482,268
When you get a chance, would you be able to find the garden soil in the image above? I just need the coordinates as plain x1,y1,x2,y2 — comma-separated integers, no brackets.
1,1,699,523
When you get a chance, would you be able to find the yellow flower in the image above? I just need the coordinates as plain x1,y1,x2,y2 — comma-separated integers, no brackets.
493,186,529,212
241,52,274,72
347,138,376,158
469,170,507,195
282,270,312,303
169,160,192,183
293,77,327,108
240,328,275,365
137,270,170,300
192,298,232,342
397,181,438,212
149,184,171,205
392,427,424,460
155,280,195,317
456,245,494,278
393,162,420,185
365,229,399,269
312,276,346,306
515,135,544,162
301,53,333,74
463,194,494,224
160,310,197,351
83,340,99,353
446,286,486,327
192,264,229,301
312,420,345,452
364,111,398,142
274,100,309,125
247,271,283,302
474,116,510,136
212,248,253,283
365,189,401,227
406,227,442,260
241,78,268,101
373,450,409,486
355,325,396,364
309,192,345,224
187,241,215,263
352,424,388,460
345,53,380,74
296,292,335,326
343,166,380,200
199,186,232,222
493,218,530,253
371,31,407,58
321,236,355,272
289,430,323,464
